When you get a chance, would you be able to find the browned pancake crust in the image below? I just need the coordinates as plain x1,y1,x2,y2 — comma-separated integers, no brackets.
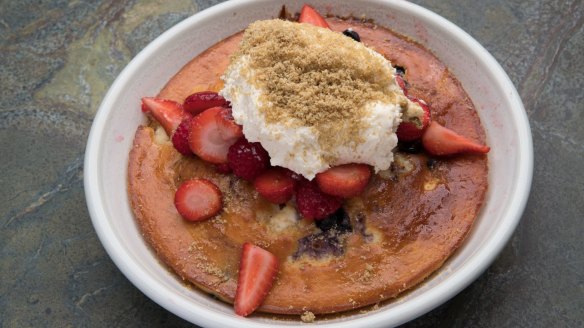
128,18,488,314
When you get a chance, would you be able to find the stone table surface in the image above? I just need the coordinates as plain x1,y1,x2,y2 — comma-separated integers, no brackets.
1,0,582,327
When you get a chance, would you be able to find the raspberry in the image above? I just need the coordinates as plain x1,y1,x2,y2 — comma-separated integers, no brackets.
295,180,342,220
171,118,193,156
227,138,270,181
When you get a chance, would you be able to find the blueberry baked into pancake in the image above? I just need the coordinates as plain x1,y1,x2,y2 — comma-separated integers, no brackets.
128,4,489,318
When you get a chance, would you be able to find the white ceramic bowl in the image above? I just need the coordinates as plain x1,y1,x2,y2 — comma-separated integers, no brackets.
84,0,533,327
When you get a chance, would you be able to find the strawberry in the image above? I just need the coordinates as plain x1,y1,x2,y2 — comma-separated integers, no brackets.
227,138,270,181
315,164,371,198
396,97,431,142
395,74,408,96
234,243,279,317
298,4,330,28
171,118,193,156
295,180,342,220
215,107,243,141
183,91,229,115
422,121,490,156
189,107,239,164
254,168,296,204
174,179,222,221
141,97,187,136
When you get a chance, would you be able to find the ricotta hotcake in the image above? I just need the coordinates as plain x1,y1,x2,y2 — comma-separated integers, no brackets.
128,17,488,315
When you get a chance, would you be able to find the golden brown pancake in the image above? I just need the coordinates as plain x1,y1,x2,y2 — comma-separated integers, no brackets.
128,18,488,315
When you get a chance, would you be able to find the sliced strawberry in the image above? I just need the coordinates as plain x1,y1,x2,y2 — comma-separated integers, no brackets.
183,91,229,115
422,121,490,156
315,164,371,198
227,138,270,181
215,107,243,141
396,97,432,142
295,180,342,220
141,97,186,136
254,168,296,204
298,4,330,28
234,243,279,317
171,118,193,156
395,74,408,96
174,179,222,221
189,107,239,164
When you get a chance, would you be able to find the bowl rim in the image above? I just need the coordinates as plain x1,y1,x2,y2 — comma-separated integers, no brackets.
84,0,533,327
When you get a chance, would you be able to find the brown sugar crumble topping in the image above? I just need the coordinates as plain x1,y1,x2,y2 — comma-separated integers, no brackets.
232,19,406,155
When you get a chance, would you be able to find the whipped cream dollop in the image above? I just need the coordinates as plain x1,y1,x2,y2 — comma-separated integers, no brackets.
220,20,422,179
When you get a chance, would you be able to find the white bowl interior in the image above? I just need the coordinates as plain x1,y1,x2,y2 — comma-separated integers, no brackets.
84,0,532,327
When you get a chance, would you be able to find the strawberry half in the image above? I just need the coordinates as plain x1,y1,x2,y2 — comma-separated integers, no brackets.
174,179,222,221
422,121,490,156
141,97,187,136
234,243,279,317
183,91,229,115
298,4,330,28
254,168,296,204
396,97,431,142
315,164,372,198
295,180,342,220
189,107,240,164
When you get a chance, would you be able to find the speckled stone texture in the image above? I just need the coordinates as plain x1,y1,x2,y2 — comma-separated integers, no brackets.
0,0,582,327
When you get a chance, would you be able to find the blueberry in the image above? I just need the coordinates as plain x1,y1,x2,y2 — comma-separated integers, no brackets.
342,29,361,42
394,65,406,76
315,207,352,233
293,232,343,259
427,158,438,170
398,140,424,154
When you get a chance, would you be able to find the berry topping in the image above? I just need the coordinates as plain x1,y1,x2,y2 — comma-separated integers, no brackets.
215,107,243,141
295,180,342,220
396,97,431,142
234,243,279,317
315,163,372,198
189,107,238,164
141,97,187,136
253,168,296,204
394,65,406,76
171,118,193,156
298,4,330,28
422,121,490,156
342,28,361,42
174,179,222,221
227,138,270,181
183,91,229,115
395,74,408,96
314,207,352,233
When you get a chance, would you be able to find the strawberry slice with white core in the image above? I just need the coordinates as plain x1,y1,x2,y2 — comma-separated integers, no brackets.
189,107,240,164
141,97,186,136
422,121,490,156
174,179,222,221
234,243,279,317
254,168,296,204
315,164,372,198
215,107,243,141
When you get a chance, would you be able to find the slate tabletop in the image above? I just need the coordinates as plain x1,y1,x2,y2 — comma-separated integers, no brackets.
1,0,582,327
